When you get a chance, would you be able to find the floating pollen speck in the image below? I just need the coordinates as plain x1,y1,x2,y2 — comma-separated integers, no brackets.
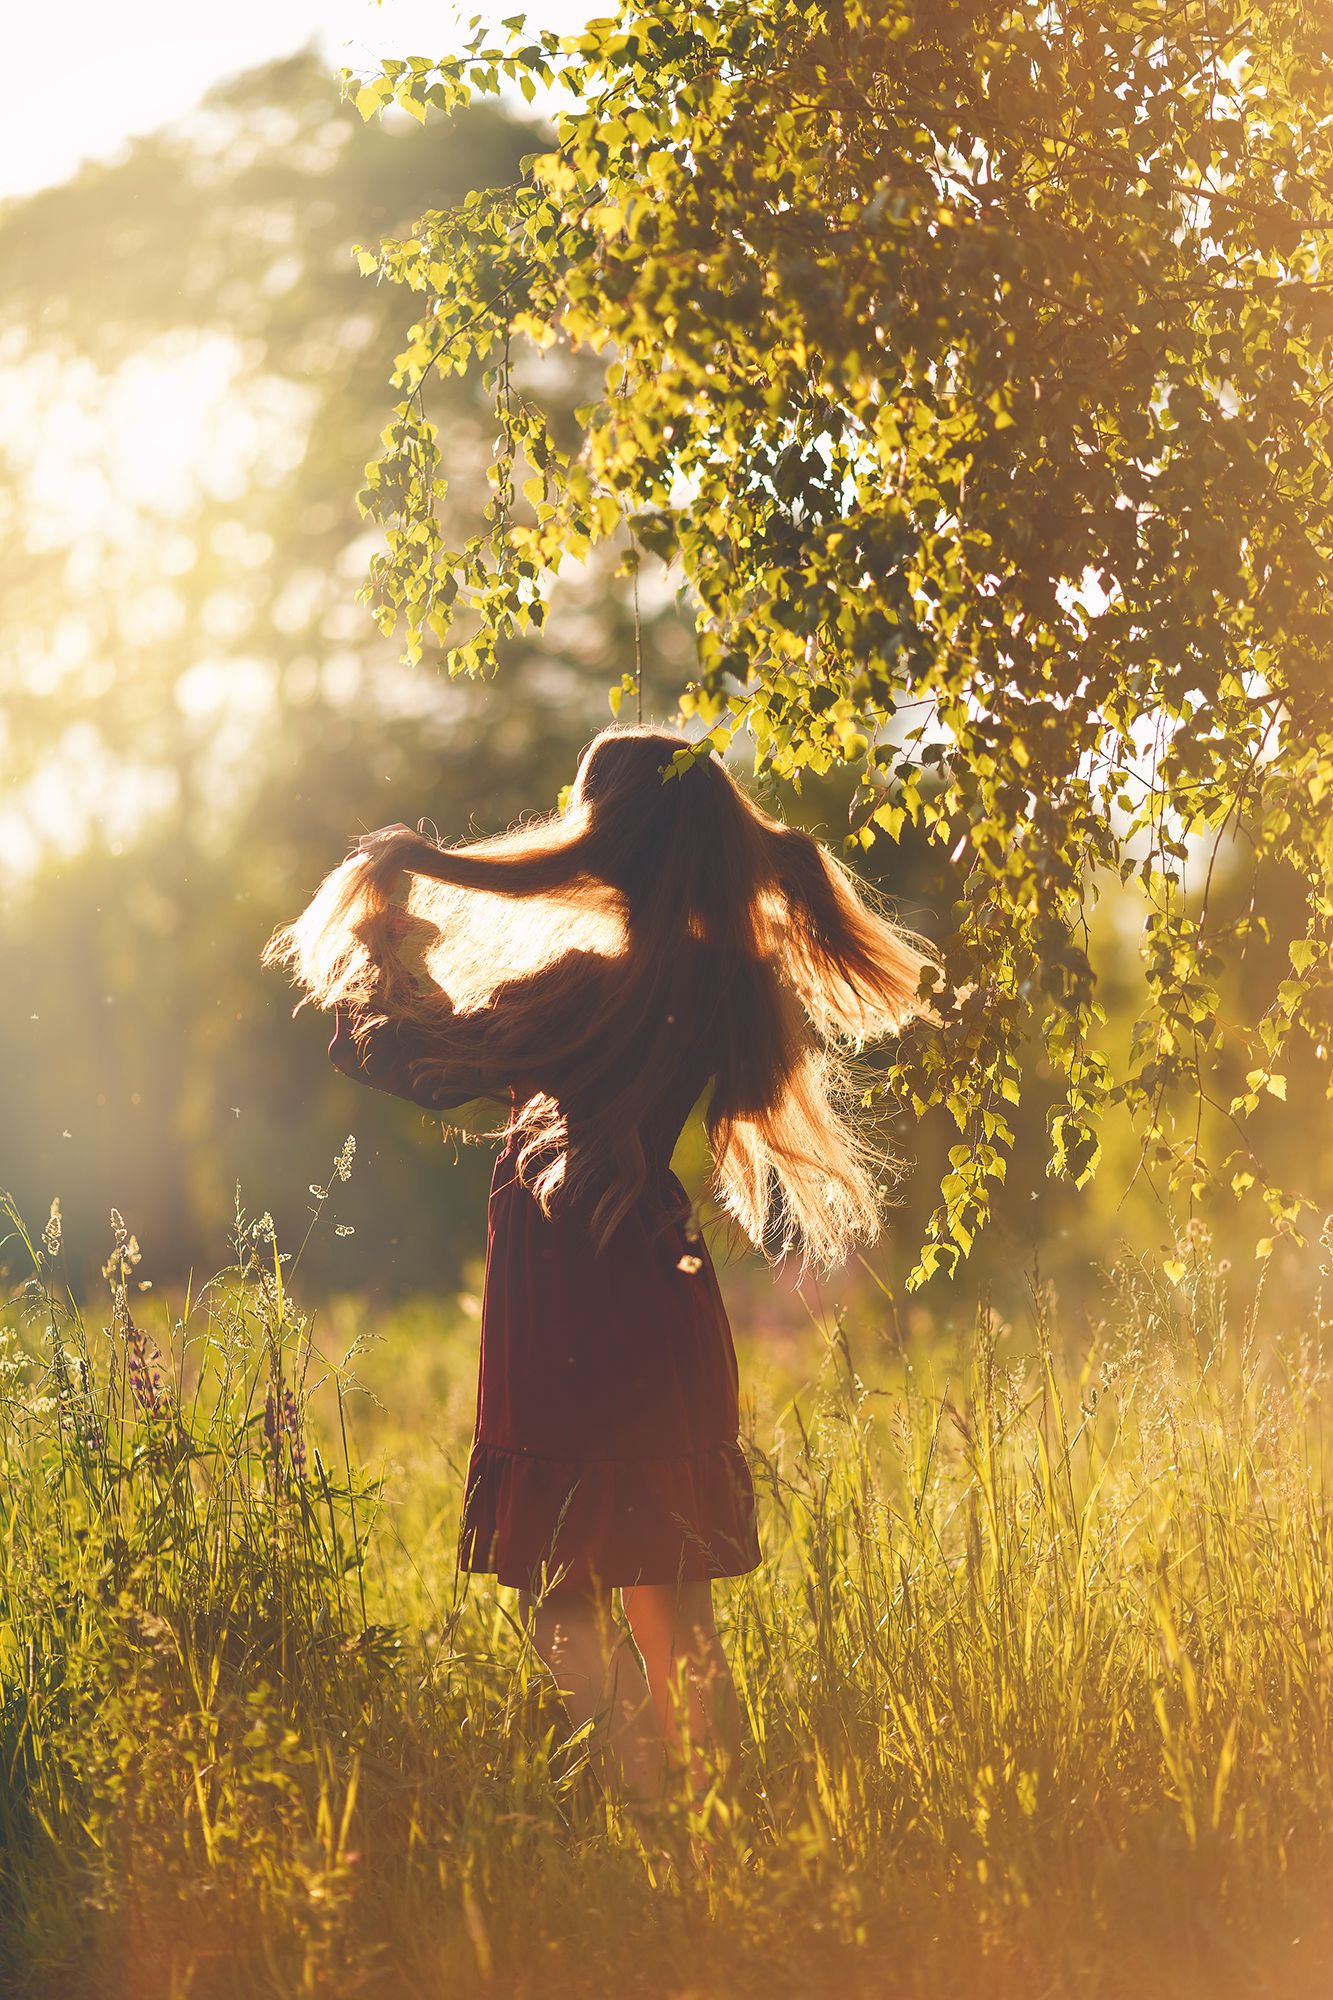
677,1254,703,1275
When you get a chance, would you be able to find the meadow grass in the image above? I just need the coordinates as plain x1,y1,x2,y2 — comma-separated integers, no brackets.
2,1174,1333,1999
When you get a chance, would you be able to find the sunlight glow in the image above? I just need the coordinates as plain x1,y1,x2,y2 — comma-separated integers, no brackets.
1,0,594,202
0,335,315,555
0,336,317,880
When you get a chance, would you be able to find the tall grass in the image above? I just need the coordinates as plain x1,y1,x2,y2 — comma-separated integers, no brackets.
2,1178,1332,1999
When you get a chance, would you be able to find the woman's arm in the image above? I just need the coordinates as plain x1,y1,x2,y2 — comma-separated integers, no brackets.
327,1005,496,1111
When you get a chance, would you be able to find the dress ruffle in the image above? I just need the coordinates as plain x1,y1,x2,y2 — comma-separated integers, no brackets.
458,1435,762,1590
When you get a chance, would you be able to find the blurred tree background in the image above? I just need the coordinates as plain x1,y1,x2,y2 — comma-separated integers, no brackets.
1,46,1326,1318
0,52,666,1298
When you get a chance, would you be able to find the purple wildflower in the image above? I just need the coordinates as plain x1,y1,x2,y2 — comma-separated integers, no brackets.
264,1368,307,1482
282,1385,306,1479
263,1380,281,1478
114,1286,176,1443
126,1318,171,1420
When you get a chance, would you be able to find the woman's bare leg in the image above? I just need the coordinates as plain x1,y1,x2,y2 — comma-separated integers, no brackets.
621,1579,741,1799
517,1581,666,1809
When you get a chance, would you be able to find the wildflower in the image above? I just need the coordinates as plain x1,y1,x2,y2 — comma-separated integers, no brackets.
126,1324,170,1420
335,1224,355,1238
251,1212,276,1244
42,1198,62,1261
116,1289,174,1428
264,1365,307,1482
334,1134,357,1182
263,1380,281,1472
677,1254,703,1275
283,1384,307,1479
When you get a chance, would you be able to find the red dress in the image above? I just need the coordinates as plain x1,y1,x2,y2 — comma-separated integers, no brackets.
328,1004,762,1592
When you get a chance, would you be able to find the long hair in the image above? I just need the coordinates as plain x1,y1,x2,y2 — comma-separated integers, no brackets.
263,725,934,1268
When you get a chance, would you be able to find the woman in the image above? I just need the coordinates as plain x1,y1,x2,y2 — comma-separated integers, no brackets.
264,724,929,1821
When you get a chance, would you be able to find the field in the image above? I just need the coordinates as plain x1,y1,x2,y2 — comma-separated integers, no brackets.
3,1186,1333,2000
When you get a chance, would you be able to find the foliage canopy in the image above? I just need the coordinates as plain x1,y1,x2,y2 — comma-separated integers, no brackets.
350,0,1333,1283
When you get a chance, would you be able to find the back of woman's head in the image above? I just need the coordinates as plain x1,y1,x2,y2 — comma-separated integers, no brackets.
265,721,934,1269
568,726,753,936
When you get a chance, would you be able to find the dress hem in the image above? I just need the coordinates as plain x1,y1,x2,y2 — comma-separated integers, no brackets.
471,1434,749,1468
456,1433,763,1590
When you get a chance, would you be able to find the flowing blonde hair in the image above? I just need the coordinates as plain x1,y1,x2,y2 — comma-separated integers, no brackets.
264,725,933,1268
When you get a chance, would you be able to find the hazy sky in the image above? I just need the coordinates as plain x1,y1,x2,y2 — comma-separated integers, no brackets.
3,0,593,200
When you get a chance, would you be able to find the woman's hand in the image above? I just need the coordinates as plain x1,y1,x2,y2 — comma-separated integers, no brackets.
354,823,432,892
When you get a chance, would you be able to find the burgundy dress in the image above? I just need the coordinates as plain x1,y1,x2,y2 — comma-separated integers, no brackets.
328,999,762,1592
